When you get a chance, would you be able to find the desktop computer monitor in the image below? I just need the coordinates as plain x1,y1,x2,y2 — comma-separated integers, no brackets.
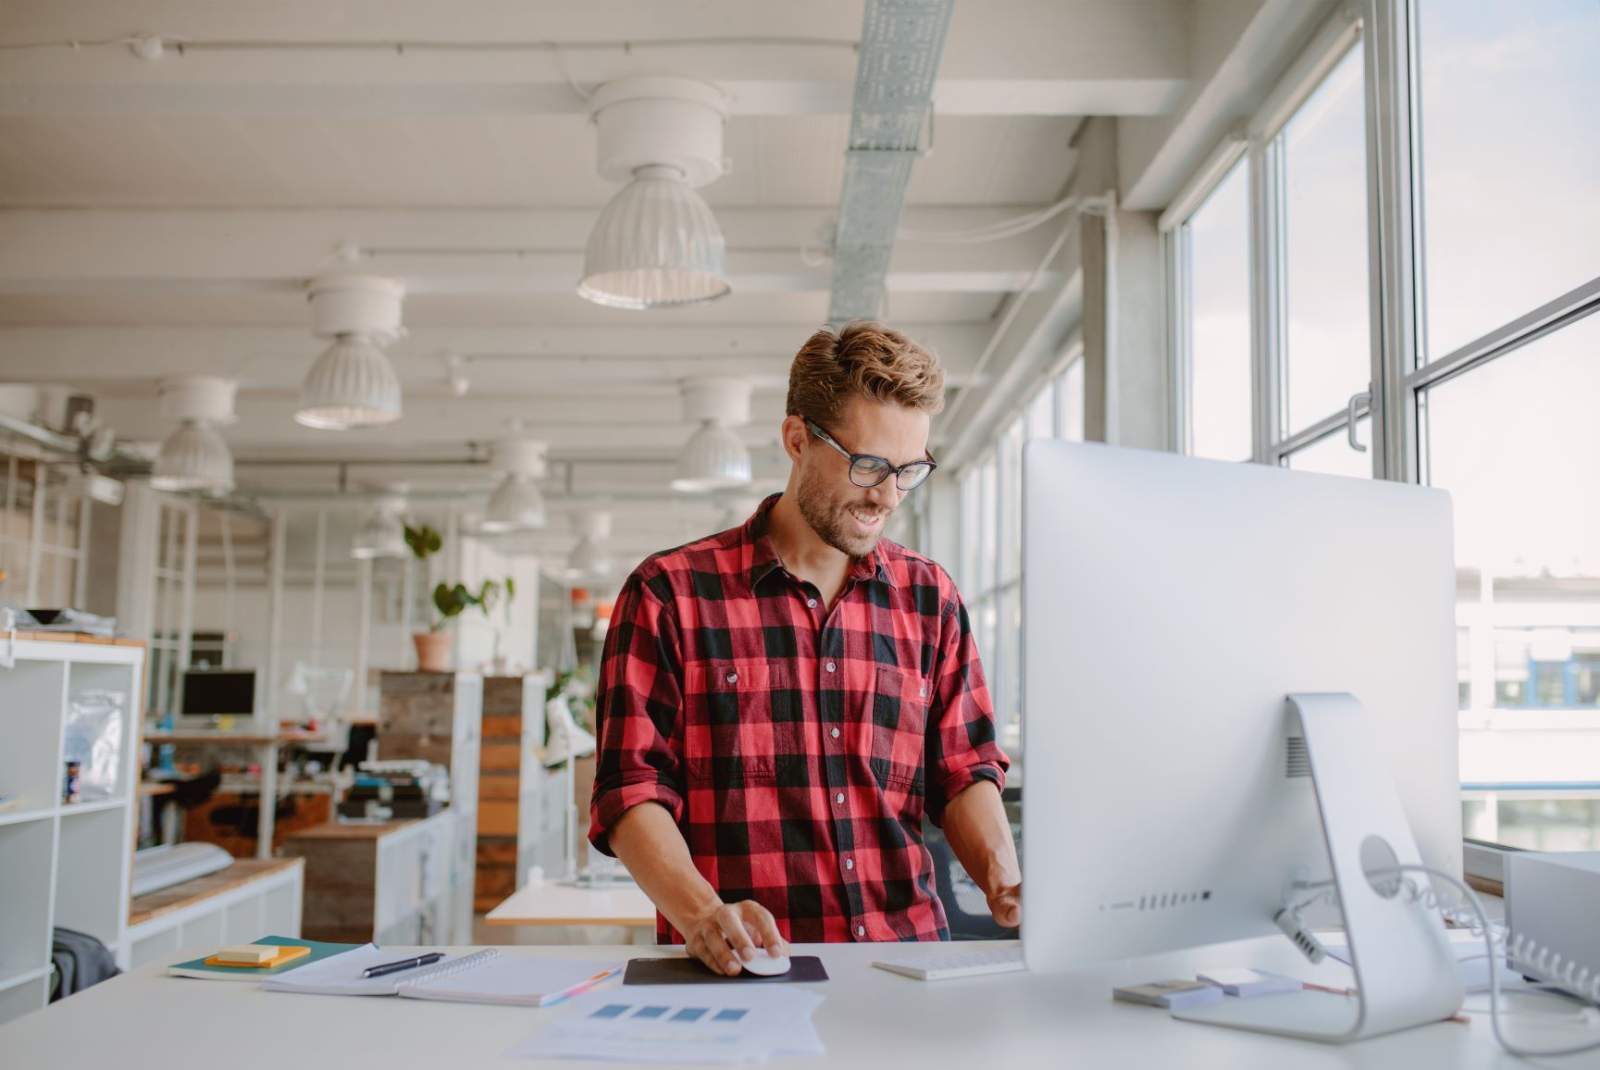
1019,442,1463,1032
180,669,257,718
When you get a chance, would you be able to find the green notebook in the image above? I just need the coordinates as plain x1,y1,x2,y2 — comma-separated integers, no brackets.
168,935,360,982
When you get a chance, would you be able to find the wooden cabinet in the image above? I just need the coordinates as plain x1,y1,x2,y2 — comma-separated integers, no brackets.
282,813,461,945
376,670,480,940
125,858,303,970
473,674,560,910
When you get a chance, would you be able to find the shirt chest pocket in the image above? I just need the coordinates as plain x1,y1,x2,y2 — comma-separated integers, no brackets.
866,665,930,792
683,660,806,786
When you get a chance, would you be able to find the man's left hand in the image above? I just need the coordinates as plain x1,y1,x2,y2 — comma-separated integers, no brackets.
987,881,1021,928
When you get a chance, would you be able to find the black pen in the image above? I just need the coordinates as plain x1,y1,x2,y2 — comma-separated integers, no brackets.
362,952,445,979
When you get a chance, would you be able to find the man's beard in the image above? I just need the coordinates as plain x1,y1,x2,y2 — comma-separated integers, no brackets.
795,463,892,558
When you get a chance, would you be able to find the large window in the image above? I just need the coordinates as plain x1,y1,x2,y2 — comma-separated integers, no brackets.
1281,46,1371,437
1167,2,1600,854
1178,159,1252,461
1171,28,1374,478
955,356,1085,760
1417,0,1598,360
1413,0,1600,852
0,451,92,608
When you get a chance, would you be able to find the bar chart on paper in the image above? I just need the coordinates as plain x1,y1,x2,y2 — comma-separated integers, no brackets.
510,984,825,1064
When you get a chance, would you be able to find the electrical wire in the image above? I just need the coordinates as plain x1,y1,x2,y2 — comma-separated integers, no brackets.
898,196,1082,245
1280,865,1600,1058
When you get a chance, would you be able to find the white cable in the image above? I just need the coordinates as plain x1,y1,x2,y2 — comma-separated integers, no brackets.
1280,865,1600,1058
898,196,1081,245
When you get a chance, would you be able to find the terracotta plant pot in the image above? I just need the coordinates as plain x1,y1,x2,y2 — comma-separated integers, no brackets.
413,630,452,673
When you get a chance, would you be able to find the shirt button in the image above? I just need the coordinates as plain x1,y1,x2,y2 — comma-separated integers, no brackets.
919,685,927,698
806,598,818,609
726,672,738,684
845,858,854,871
856,925,866,938
834,792,845,805
830,727,840,739
825,661,836,673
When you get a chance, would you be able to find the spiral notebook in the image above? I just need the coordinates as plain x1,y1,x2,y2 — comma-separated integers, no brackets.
263,945,622,1007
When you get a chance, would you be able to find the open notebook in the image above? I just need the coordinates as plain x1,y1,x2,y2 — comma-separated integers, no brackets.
263,946,622,1007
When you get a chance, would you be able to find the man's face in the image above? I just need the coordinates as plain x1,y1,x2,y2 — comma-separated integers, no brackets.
791,396,931,558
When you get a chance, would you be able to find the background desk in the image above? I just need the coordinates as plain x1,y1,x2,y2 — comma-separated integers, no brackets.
485,877,656,943
0,937,1566,1068
144,731,326,859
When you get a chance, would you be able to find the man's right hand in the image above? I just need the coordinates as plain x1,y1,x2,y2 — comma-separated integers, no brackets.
683,899,789,977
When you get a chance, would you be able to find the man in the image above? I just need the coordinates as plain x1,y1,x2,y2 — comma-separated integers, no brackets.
589,321,1020,975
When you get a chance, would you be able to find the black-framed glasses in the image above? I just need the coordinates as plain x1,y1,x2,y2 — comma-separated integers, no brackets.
804,418,938,492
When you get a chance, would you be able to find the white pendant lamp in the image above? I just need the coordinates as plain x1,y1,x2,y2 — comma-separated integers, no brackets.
565,511,614,582
672,378,752,493
297,275,405,430
351,496,407,560
578,78,732,310
480,437,548,534
151,377,235,495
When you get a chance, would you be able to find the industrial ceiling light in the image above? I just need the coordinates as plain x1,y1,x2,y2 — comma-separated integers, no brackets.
480,437,548,534
578,78,731,310
350,496,407,560
297,275,405,430
564,511,614,582
672,378,752,494
151,377,236,495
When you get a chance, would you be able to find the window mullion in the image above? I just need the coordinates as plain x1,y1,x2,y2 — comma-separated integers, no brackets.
1251,137,1286,463
1361,0,1422,483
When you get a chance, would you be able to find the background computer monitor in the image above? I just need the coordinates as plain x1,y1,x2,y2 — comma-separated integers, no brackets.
180,669,256,717
1020,441,1462,972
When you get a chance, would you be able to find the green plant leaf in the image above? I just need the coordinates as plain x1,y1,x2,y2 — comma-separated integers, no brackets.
432,581,470,621
405,524,443,561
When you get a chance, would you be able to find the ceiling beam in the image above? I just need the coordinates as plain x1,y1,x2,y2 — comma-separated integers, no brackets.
0,207,1063,298
0,323,994,386
0,0,1189,117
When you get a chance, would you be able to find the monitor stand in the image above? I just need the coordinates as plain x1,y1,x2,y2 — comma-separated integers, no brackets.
1172,692,1463,1042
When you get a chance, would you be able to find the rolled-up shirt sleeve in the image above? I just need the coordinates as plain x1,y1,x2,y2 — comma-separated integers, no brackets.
924,589,1009,826
588,572,685,857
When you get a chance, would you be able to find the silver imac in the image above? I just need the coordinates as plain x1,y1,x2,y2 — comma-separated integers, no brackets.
1020,441,1464,1041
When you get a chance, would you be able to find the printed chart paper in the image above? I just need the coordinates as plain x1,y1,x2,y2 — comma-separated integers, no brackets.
509,984,825,1064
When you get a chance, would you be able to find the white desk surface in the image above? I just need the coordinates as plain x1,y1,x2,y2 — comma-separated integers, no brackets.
484,878,656,927
1,937,1571,1069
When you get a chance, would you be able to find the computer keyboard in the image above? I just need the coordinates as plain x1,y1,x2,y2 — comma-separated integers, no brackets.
871,946,1026,981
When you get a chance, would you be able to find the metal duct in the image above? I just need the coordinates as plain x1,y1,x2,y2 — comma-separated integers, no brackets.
826,0,954,326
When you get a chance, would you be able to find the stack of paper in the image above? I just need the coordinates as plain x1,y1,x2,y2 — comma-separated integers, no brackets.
512,984,826,1064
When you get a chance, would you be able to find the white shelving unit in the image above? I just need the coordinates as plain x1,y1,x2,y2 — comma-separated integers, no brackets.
0,638,144,1026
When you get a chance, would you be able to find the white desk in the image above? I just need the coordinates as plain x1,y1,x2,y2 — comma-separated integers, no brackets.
0,937,1569,1068
485,878,656,929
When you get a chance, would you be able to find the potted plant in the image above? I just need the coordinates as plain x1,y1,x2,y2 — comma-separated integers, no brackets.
404,523,451,671
424,576,515,673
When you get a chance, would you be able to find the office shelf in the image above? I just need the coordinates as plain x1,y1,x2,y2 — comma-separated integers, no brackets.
0,964,52,995
0,640,143,1026
0,806,56,828
58,797,130,818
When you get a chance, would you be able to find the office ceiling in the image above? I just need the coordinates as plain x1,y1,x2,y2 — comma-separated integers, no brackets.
0,0,1195,550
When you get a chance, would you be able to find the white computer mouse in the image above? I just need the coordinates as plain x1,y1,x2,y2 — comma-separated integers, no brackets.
740,953,792,977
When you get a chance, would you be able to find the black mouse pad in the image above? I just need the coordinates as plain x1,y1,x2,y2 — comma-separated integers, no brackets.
623,955,829,985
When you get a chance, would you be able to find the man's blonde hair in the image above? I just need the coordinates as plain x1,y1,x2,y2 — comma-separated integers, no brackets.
785,321,946,426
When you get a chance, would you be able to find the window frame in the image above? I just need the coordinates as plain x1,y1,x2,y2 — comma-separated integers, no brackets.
1163,0,1600,867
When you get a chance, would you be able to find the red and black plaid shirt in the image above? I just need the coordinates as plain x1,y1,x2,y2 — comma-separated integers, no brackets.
589,494,1008,944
